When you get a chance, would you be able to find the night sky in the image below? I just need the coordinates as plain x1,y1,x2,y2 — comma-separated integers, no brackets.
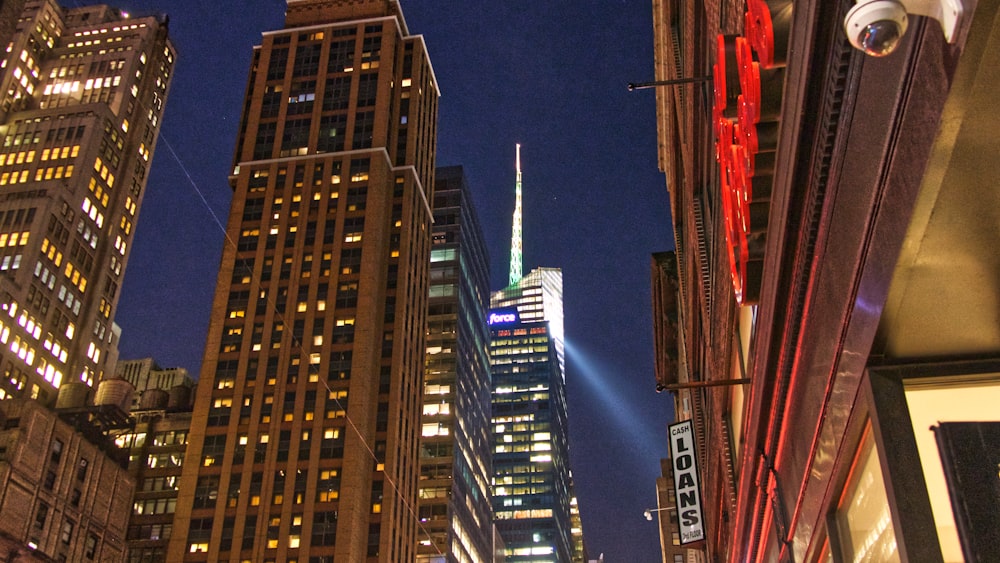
111,1,675,559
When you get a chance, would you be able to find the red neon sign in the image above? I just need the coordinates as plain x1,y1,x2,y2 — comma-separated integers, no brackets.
714,0,790,305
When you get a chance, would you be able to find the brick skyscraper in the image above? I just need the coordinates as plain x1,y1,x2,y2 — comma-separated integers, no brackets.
0,0,173,403
168,1,438,561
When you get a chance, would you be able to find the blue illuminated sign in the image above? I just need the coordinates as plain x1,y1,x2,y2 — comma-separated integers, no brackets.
488,309,518,325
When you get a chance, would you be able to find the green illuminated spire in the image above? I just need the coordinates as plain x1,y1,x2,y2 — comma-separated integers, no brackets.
509,143,523,286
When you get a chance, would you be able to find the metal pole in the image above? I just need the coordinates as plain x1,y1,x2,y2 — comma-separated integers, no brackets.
657,378,750,392
627,76,713,91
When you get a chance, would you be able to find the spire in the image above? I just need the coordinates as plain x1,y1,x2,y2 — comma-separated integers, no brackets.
509,143,523,286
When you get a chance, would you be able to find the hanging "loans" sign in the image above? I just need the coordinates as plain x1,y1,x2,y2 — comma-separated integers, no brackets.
669,420,705,544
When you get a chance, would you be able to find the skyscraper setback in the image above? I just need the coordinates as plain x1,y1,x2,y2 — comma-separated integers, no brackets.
169,1,438,562
0,0,174,403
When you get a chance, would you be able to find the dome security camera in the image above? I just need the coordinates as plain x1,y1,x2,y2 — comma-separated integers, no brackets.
845,0,908,56
843,0,965,57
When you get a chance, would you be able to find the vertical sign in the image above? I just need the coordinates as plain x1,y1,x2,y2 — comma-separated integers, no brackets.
669,420,705,544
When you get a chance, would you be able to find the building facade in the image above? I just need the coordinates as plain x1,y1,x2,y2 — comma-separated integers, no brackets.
115,357,192,411
120,407,191,563
0,0,174,403
653,458,703,563
0,0,28,53
113,360,195,563
0,398,133,562
492,268,566,379
490,268,576,562
568,480,585,562
168,1,439,561
650,0,1000,560
417,166,494,562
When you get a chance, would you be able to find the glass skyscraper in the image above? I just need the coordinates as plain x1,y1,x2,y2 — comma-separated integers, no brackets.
490,268,576,562
492,268,565,378
418,166,494,562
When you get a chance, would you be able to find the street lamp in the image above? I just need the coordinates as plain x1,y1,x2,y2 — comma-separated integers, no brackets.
643,506,675,521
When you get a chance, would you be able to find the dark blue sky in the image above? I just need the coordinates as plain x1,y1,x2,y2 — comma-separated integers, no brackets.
113,1,675,559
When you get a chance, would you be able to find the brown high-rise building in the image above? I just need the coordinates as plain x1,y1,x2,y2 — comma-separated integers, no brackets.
0,0,174,403
168,1,438,562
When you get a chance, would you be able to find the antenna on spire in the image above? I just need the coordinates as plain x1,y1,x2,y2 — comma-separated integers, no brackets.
509,143,523,287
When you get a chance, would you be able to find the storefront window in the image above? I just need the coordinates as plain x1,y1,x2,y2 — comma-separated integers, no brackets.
833,427,900,562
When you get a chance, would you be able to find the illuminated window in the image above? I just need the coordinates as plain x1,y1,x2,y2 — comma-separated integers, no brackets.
317,470,340,502
431,248,456,263
422,423,448,437
832,426,899,561
422,402,450,416
425,384,450,395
